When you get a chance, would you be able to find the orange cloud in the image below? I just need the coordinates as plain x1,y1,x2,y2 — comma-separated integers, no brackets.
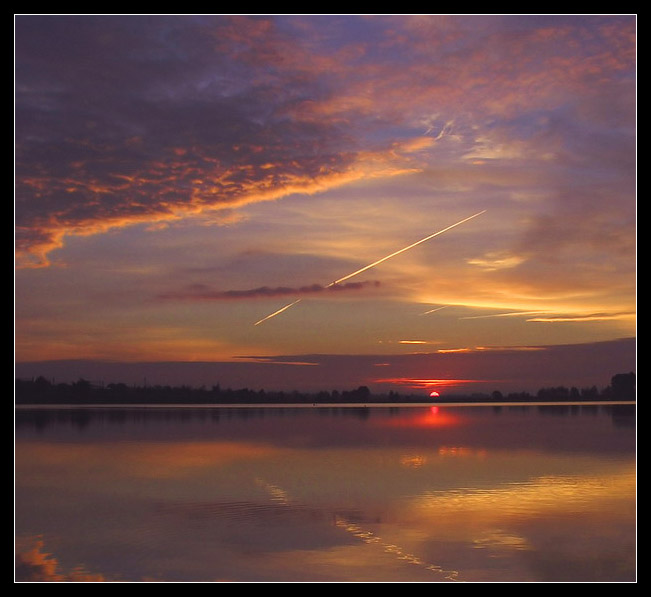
16,141,424,268
14,327,241,363
373,377,484,390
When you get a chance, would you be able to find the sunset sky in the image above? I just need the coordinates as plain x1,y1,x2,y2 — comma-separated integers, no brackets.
15,15,636,395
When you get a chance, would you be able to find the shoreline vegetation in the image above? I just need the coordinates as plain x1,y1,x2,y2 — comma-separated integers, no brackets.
15,372,635,406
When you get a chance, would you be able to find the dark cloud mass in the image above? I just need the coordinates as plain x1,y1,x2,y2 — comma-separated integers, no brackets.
15,15,361,266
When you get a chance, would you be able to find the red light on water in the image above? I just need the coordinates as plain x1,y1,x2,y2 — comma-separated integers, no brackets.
430,406,439,415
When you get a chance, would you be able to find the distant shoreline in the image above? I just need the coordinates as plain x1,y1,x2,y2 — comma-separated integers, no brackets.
15,372,636,406
15,400,636,409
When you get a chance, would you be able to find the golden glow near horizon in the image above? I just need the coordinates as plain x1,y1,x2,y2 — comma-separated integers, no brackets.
373,377,483,391
253,211,486,326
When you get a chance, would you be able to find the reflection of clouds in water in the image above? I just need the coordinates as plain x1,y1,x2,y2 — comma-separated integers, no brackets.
256,478,461,582
15,536,106,582
17,440,286,479
401,445,488,469
15,407,636,582
411,467,636,517
472,529,533,553
438,446,487,459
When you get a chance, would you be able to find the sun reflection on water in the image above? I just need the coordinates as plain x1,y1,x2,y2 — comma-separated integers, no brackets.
377,406,459,428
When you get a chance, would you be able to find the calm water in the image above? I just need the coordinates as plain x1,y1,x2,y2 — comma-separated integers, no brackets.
15,403,636,582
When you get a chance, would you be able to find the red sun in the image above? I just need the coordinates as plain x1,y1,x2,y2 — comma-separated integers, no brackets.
429,391,440,398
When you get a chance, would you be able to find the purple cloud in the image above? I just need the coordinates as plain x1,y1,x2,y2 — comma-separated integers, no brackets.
158,280,381,301
15,15,636,270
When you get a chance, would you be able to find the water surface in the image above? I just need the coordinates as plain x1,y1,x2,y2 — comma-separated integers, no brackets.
15,404,636,582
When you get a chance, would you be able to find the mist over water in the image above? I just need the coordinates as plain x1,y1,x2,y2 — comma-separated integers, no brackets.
15,404,635,582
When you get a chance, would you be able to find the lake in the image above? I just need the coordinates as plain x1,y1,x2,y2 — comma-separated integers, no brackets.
15,403,636,582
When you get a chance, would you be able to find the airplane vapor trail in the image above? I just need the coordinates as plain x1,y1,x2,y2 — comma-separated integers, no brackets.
254,210,486,325
254,299,302,326
420,305,448,316
326,210,486,288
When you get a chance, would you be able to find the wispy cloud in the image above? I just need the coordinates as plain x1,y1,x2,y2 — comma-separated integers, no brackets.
527,312,635,323
459,311,549,320
433,345,546,354
159,280,380,301
373,377,484,390
235,355,320,366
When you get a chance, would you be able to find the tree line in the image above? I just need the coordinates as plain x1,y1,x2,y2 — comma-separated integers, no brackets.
14,377,376,405
14,372,635,405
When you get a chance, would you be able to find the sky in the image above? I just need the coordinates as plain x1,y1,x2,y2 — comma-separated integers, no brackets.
14,14,637,395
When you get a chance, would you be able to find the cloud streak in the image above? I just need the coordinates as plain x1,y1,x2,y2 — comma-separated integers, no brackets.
160,280,380,301
372,377,483,390
527,312,635,323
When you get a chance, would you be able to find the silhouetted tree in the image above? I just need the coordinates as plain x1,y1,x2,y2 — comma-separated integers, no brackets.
611,372,636,400
34,376,52,390
14,371,636,405
354,386,371,400
537,386,570,401
580,386,599,400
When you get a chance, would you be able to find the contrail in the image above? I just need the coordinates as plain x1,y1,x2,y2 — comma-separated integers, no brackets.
254,210,486,325
420,305,448,316
254,298,302,326
326,210,486,287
